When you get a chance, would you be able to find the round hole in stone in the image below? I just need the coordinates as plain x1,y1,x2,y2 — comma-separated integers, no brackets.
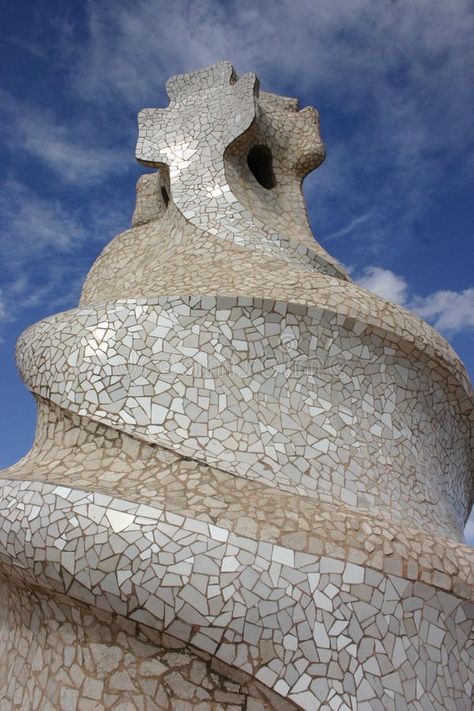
161,186,170,208
247,145,276,189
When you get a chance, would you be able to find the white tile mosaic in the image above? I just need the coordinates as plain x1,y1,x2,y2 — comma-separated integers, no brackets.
1,479,473,710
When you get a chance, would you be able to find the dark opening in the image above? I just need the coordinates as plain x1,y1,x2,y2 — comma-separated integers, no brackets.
247,145,276,189
161,186,170,208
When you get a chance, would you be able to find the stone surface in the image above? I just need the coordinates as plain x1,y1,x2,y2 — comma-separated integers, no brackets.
0,61,473,709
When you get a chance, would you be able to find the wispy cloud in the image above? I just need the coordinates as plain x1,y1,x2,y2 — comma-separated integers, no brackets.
0,177,132,263
0,179,86,262
355,265,474,337
0,288,10,327
0,177,132,340
0,89,128,185
0,178,86,337
324,213,373,242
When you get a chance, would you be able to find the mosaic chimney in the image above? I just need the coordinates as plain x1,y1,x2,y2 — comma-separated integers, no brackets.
1,61,473,710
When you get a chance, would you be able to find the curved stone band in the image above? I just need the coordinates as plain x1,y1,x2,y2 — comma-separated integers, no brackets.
17,295,472,539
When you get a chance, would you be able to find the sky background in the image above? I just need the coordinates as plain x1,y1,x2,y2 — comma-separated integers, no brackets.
1,0,473,541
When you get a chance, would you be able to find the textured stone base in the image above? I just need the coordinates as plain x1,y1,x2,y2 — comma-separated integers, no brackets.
0,475,472,710
0,576,291,711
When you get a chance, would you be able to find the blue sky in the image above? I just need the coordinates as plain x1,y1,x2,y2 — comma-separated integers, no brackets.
1,0,473,541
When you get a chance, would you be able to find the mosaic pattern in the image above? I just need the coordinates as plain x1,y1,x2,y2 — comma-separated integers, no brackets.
5,399,473,600
16,295,472,539
1,61,473,709
1,480,472,710
0,576,287,710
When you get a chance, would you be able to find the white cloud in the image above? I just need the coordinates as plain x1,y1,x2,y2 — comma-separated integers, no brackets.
0,90,127,185
0,179,86,262
411,289,474,334
355,265,474,336
0,176,132,269
324,213,373,242
0,177,133,339
0,289,9,325
356,266,409,306
0,179,87,335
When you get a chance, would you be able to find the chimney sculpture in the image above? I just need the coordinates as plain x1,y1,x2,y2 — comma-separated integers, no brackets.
0,62,473,710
